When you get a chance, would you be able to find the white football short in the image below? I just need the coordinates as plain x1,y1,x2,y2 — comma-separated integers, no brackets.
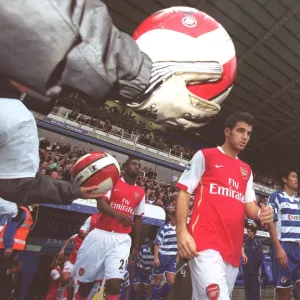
63,261,74,274
189,249,239,300
73,229,131,283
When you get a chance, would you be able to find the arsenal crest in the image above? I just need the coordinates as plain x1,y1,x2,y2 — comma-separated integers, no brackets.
206,283,220,300
79,268,85,276
134,192,140,199
240,167,248,179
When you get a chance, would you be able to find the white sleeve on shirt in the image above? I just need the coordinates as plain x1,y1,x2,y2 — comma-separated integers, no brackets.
70,234,78,241
134,195,145,216
244,172,256,203
176,151,206,194
50,269,60,280
80,216,91,233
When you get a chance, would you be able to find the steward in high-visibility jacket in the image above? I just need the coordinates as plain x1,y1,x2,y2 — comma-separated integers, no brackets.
0,206,33,251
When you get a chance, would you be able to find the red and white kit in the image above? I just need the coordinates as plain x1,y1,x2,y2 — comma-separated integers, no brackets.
63,234,84,274
74,178,145,282
79,213,101,234
45,267,67,300
177,147,255,299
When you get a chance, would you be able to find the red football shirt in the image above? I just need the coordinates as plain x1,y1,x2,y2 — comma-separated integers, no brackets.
176,147,255,267
79,213,101,234
69,234,84,264
95,178,145,233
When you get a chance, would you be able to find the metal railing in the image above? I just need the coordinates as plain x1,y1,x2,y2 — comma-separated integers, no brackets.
33,109,190,167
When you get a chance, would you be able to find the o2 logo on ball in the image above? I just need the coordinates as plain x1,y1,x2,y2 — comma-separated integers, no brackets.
182,15,197,27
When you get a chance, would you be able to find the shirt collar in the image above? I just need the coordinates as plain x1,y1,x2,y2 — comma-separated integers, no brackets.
217,146,238,159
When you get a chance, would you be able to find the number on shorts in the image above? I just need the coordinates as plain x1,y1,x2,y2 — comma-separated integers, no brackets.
119,259,125,270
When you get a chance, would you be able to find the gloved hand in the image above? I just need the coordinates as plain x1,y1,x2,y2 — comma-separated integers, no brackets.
128,60,223,129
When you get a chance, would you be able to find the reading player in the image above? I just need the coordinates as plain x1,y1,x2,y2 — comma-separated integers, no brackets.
267,168,300,300
73,157,145,300
175,112,274,299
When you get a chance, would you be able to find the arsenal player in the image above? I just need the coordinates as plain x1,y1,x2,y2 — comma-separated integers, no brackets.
175,112,274,299
45,259,66,300
57,213,100,300
73,157,145,300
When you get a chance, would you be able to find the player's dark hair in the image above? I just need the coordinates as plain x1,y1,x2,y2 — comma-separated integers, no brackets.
248,225,257,235
224,111,255,130
171,211,176,218
279,168,297,188
122,156,140,168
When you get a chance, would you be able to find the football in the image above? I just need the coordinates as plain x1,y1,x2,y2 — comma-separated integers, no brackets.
133,6,237,105
72,152,121,195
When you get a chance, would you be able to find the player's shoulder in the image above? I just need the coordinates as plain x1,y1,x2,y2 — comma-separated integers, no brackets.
236,157,251,170
269,190,283,200
131,184,145,197
163,223,173,230
141,244,149,250
201,147,218,155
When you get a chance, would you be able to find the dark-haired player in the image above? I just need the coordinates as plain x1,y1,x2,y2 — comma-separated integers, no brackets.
73,157,145,300
176,112,274,299
268,168,300,300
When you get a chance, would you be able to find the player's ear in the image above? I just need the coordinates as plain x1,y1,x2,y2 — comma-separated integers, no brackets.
224,127,230,137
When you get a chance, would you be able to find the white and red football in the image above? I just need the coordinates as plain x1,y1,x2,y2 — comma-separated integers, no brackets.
72,152,121,195
133,6,237,105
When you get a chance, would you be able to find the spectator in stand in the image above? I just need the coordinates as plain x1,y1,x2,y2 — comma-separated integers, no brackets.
145,168,157,180
40,169,47,175
39,138,50,150
51,171,59,180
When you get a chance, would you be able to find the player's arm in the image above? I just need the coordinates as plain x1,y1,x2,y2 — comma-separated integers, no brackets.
153,227,164,267
176,151,205,259
0,0,151,103
256,240,264,264
131,215,142,262
96,196,132,227
244,172,273,224
78,216,91,238
58,235,75,257
131,196,146,261
0,174,104,206
3,210,26,257
241,246,248,264
266,193,288,269
153,244,160,267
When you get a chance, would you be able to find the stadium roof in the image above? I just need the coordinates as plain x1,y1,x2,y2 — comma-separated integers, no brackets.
104,0,300,174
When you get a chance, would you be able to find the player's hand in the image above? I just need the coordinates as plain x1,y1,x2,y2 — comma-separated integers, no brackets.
177,228,198,260
58,250,64,258
259,204,274,225
4,248,13,258
115,213,133,227
153,257,160,267
242,253,248,264
15,262,23,272
130,247,138,263
276,246,288,269
80,186,105,199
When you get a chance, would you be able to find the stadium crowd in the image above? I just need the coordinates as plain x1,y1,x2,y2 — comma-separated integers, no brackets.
38,137,191,219
55,97,195,160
